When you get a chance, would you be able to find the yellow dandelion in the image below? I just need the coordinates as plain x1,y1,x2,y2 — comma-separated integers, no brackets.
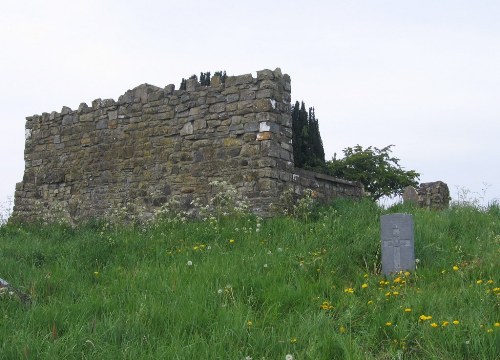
246,320,253,327
290,337,298,344
493,287,500,292
339,326,346,333
494,322,500,327
367,300,374,305
364,273,369,278
486,329,493,333
361,283,368,289
229,239,235,244
487,279,494,284
419,315,432,321
392,291,399,296
385,292,391,297
404,271,411,277
404,308,412,313
320,301,334,310
453,265,459,271
430,322,439,328
193,245,199,250
344,287,354,294
93,271,99,277
442,321,450,327
385,322,392,326
453,320,459,325
476,279,483,284
394,277,402,284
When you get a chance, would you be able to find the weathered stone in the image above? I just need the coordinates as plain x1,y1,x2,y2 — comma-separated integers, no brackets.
164,84,175,94
257,69,274,80
417,181,450,210
186,78,198,92
381,213,415,276
180,122,194,136
209,102,226,113
210,76,221,87
108,110,118,121
244,122,259,132
402,186,418,205
257,132,272,141
193,119,207,131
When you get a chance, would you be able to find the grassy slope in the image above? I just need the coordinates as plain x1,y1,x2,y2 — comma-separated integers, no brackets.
0,199,499,359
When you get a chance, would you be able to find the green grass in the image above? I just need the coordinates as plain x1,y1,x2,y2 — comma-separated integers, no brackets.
0,199,499,359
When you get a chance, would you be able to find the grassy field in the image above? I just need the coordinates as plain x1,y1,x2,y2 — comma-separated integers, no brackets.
0,198,499,359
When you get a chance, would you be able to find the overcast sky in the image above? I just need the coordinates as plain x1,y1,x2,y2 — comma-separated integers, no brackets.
1,0,499,214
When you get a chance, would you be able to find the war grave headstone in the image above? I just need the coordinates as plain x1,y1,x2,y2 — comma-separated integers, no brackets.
381,213,415,276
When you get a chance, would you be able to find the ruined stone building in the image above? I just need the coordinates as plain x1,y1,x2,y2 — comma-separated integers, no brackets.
13,68,363,223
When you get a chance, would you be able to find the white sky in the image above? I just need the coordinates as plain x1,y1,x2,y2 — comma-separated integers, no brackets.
1,0,499,212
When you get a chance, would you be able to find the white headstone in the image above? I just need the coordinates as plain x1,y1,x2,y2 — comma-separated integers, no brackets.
381,213,415,276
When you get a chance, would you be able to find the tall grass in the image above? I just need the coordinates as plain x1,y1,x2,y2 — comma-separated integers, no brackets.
0,199,498,359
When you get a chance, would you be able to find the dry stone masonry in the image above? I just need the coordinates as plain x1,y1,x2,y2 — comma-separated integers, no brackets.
417,181,450,210
13,68,363,223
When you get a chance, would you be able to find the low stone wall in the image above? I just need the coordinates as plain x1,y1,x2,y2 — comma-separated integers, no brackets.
13,68,364,223
291,169,364,202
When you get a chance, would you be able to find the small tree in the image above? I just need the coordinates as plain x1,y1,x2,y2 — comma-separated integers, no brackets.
326,145,420,201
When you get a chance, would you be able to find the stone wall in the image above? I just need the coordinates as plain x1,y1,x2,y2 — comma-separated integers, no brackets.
13,68,363,223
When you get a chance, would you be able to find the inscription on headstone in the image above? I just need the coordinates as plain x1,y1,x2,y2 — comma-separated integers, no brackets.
381,213,415,276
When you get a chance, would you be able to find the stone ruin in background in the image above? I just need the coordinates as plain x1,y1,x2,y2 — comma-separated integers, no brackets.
12,68,364,223
403,181,450,210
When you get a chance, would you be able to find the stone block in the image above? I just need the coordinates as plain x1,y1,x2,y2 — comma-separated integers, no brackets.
226,93,239,103
211,76,221,87
257,69,274,80
209,102,226,113
108,110,118,120
257,132,272,141
164,84,175,94
180,122,194,136
193,119,207,131
244,122,259,132
186,78,198,92
240,90,256,100
254,99,273,112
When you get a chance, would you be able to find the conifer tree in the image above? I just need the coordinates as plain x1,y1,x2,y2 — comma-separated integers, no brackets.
291,102,325,169
179,78,187,90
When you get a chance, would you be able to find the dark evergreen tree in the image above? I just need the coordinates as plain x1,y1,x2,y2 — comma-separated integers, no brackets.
199,72,211,86
179,78,187,90
181,71,223,89
291,102,325,169
308,107,325,165
298,102,310,167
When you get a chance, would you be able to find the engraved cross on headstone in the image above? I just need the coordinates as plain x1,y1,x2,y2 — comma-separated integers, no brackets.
381,214,415,276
